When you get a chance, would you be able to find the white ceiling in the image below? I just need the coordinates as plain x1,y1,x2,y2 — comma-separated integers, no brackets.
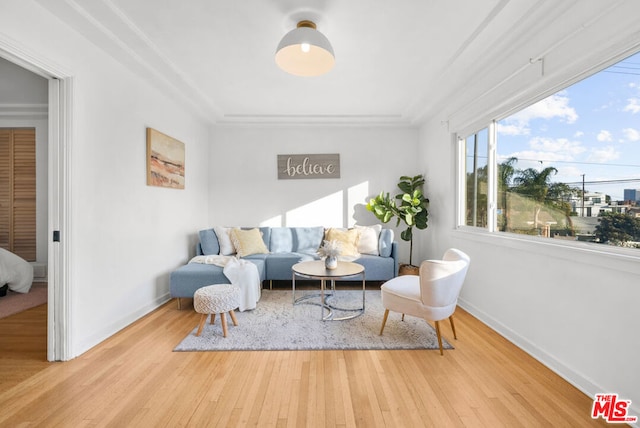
33,0,624,126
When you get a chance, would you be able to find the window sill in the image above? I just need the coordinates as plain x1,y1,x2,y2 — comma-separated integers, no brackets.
452,226,640,275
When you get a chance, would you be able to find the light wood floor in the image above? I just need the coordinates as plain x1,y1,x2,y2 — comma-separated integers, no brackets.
0,292,605,427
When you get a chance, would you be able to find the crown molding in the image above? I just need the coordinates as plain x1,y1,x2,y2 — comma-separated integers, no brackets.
217,113,417,127
0,103,48,119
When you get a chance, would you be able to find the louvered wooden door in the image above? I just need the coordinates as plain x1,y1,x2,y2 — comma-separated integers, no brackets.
0,128,36,261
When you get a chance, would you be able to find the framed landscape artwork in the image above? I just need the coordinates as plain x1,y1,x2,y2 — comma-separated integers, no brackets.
146,128,185,189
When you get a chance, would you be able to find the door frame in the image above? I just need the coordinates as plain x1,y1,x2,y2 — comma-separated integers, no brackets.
0,39,72,361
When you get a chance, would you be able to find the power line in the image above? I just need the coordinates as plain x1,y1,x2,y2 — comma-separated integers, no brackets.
562,178,640,186
611,65,640,70
469,154,640,169
602,70,640,76
509,157,640,168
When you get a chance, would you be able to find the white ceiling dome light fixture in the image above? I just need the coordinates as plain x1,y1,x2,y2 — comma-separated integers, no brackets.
275,20,335,77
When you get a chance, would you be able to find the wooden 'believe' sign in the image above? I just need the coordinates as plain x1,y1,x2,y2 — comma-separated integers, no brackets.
277,154,340,180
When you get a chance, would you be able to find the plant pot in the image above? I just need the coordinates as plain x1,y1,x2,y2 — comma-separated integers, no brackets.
398,263,419,276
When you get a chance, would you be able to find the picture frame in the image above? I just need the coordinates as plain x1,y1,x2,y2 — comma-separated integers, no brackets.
146,127,185,189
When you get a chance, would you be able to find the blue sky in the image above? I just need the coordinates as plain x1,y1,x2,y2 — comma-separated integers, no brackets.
497,51,640,201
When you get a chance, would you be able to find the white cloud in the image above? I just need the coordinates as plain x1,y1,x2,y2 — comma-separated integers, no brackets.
496,123,528,136
597,130,613,142
587,146,620,163
622,128,640,142
499,93,578,135
574,131,584,138
517,93,578,124
529,137,586,157
623,98,640,114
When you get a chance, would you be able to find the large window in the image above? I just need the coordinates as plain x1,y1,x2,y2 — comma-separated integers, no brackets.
460,51,640,249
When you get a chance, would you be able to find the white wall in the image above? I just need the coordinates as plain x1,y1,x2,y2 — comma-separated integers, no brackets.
209,125,420,263
0,56,48,102
1,1,211,357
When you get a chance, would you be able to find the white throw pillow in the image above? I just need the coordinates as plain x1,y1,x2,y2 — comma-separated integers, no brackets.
354,224,382,255
213,226,237,255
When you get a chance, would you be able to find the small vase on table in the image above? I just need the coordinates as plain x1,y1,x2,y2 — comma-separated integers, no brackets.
325,255,338,270
318,239,341,271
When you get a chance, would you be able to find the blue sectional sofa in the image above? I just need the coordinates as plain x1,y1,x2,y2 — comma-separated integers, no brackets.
170,226,398,301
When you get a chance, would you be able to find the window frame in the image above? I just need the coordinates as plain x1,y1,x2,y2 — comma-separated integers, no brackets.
456,124,498,232
457,122,640,261
457,122,497,233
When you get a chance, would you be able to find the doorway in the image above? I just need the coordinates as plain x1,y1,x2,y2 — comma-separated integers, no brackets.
0,45,71,361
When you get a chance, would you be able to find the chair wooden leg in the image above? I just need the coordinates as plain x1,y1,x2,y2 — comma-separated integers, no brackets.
177,297,182,310
435,320,444,356
210,313,216,324
449,315,457,340
401,314,405,321
196,314,207,337
379,309,389,335
221,313,229,338
229,310,238,326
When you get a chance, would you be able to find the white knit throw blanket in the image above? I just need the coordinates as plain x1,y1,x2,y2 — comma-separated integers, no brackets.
189,255,261,311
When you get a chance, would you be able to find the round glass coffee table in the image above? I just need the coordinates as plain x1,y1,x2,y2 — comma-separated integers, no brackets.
292,260,365,321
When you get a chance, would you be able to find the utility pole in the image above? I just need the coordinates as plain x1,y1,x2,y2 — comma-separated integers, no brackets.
581,174,585,217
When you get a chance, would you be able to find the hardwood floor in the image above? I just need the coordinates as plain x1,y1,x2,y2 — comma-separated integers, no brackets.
0,294,605,427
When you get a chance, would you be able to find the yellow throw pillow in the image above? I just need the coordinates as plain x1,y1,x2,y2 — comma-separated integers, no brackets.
325,228,361,258
230,228,269,258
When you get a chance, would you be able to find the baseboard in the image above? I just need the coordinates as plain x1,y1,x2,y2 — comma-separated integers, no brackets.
74,292,172,358
457,298,639,417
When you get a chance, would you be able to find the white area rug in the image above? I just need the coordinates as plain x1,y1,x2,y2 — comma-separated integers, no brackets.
174,290,452,352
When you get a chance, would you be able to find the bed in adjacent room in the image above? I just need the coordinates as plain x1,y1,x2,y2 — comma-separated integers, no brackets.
0,247,34,295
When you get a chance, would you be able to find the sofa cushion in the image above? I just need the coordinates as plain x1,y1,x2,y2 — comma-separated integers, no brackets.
354,224,382,255
258,227,271,250
231,228,269,257
199,228,220,255
379,228,395,257
214,226,237,255
265,252,320,280
293,227,324,253
325,228,360,258
353,254,396,281
270,227,294,253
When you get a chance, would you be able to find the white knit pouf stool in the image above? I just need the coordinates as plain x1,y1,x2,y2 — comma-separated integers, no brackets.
194,283,241,337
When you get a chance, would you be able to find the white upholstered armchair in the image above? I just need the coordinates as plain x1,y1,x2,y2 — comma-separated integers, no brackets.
379,248,470,355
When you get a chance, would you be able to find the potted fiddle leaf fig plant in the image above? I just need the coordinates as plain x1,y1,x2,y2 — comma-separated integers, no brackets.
366,174,429,274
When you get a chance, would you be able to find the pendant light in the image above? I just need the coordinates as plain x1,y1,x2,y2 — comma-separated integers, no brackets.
275,20,335,77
